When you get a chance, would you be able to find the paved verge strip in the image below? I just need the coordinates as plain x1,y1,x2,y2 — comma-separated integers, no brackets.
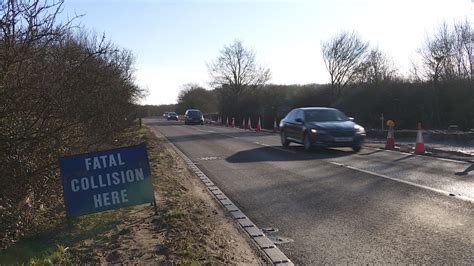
155,129,294,265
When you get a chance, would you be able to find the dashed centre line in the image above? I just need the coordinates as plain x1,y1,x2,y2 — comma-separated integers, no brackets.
187,125,472,203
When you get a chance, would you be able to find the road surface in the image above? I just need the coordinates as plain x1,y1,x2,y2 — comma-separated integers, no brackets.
146,118,473,264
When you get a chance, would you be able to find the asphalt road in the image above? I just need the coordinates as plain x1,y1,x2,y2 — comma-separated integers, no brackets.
146,118,474,264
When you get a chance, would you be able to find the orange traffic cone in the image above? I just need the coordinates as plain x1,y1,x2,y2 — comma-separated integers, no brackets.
241,118,245,129
247,117,253,130
231,117,235,128
415,122,425,154
225,117,229,127
385,125,395,149
256,117,262,132
273,118,279,133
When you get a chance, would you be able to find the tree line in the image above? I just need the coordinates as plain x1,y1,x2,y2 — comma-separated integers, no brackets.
1,0,144,248
142,19,473,130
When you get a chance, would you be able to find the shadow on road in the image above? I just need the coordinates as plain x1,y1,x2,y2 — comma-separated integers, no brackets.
226,146,353,163
455,164,474,176
359,149,384,156
144,120,184,126
161,130,273,143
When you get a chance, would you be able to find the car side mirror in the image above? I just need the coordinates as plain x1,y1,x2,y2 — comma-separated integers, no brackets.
348,117,354,121
295,118,304,123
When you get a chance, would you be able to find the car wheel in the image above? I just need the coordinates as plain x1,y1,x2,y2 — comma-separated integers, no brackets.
303,133,312,151
280,131,290,147
352,146,362,152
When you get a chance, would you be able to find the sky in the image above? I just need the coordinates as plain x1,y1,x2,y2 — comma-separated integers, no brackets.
61,0,472,105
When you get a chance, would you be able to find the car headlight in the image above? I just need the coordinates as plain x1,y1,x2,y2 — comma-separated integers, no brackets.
354,125,365,134
310,128,317,134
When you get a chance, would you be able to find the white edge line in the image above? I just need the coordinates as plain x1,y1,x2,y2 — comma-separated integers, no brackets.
152,127,294,265
329,161,474,203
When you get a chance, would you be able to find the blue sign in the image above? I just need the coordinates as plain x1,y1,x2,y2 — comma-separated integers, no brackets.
60,144,155,216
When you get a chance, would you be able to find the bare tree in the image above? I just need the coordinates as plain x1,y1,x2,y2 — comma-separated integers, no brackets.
417,22,456,82
207,40,271,95
176,83,216,113
453,19,472,79
416,20,474,82
0,0,144,248
357,48,398,83
321,31,369,99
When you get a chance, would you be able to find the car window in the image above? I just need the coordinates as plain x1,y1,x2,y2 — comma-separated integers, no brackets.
187,110,202,117
305,109,349,122
295,110,304,121
285,109,296,121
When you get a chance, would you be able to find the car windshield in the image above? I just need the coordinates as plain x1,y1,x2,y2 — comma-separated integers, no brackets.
187,110,202,117
304,109,348,122
169,112,177,116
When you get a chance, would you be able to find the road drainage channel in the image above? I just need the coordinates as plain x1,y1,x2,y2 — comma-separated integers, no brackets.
161,134,294,265
262,228,294,245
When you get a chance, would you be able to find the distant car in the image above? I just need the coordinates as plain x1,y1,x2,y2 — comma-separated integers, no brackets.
162,112,170,118
166,112,178,121
279,107,366,152
184,109,204,125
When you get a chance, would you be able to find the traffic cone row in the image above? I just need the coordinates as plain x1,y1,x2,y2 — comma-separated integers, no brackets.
247,117,253,130
385,125,395,149
384,122,425,155
210,115,279,133
273,118,279,133
415,122,425,154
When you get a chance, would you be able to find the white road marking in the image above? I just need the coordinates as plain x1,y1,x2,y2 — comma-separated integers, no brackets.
375,148,471,165
431,156,472,164
329,161,474,203
219,132,296,154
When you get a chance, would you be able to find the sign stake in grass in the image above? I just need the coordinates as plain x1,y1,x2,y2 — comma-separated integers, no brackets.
60,144,157,220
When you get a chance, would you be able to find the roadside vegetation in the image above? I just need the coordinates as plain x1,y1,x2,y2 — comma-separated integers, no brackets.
140,20,474,131
0,0,143,251
1,126,261,264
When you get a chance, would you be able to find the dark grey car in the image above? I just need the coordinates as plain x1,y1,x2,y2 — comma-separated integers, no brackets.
184,109,204,125
279,107,366,152
166,112,178,121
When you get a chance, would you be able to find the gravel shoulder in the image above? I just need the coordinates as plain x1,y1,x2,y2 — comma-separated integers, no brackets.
74,126,265,264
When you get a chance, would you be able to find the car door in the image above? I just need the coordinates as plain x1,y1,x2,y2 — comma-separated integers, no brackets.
282,110,295,139
293,109,306,142
286,109,304,141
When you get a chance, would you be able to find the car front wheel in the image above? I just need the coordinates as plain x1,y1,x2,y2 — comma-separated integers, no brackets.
280,131,290,147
